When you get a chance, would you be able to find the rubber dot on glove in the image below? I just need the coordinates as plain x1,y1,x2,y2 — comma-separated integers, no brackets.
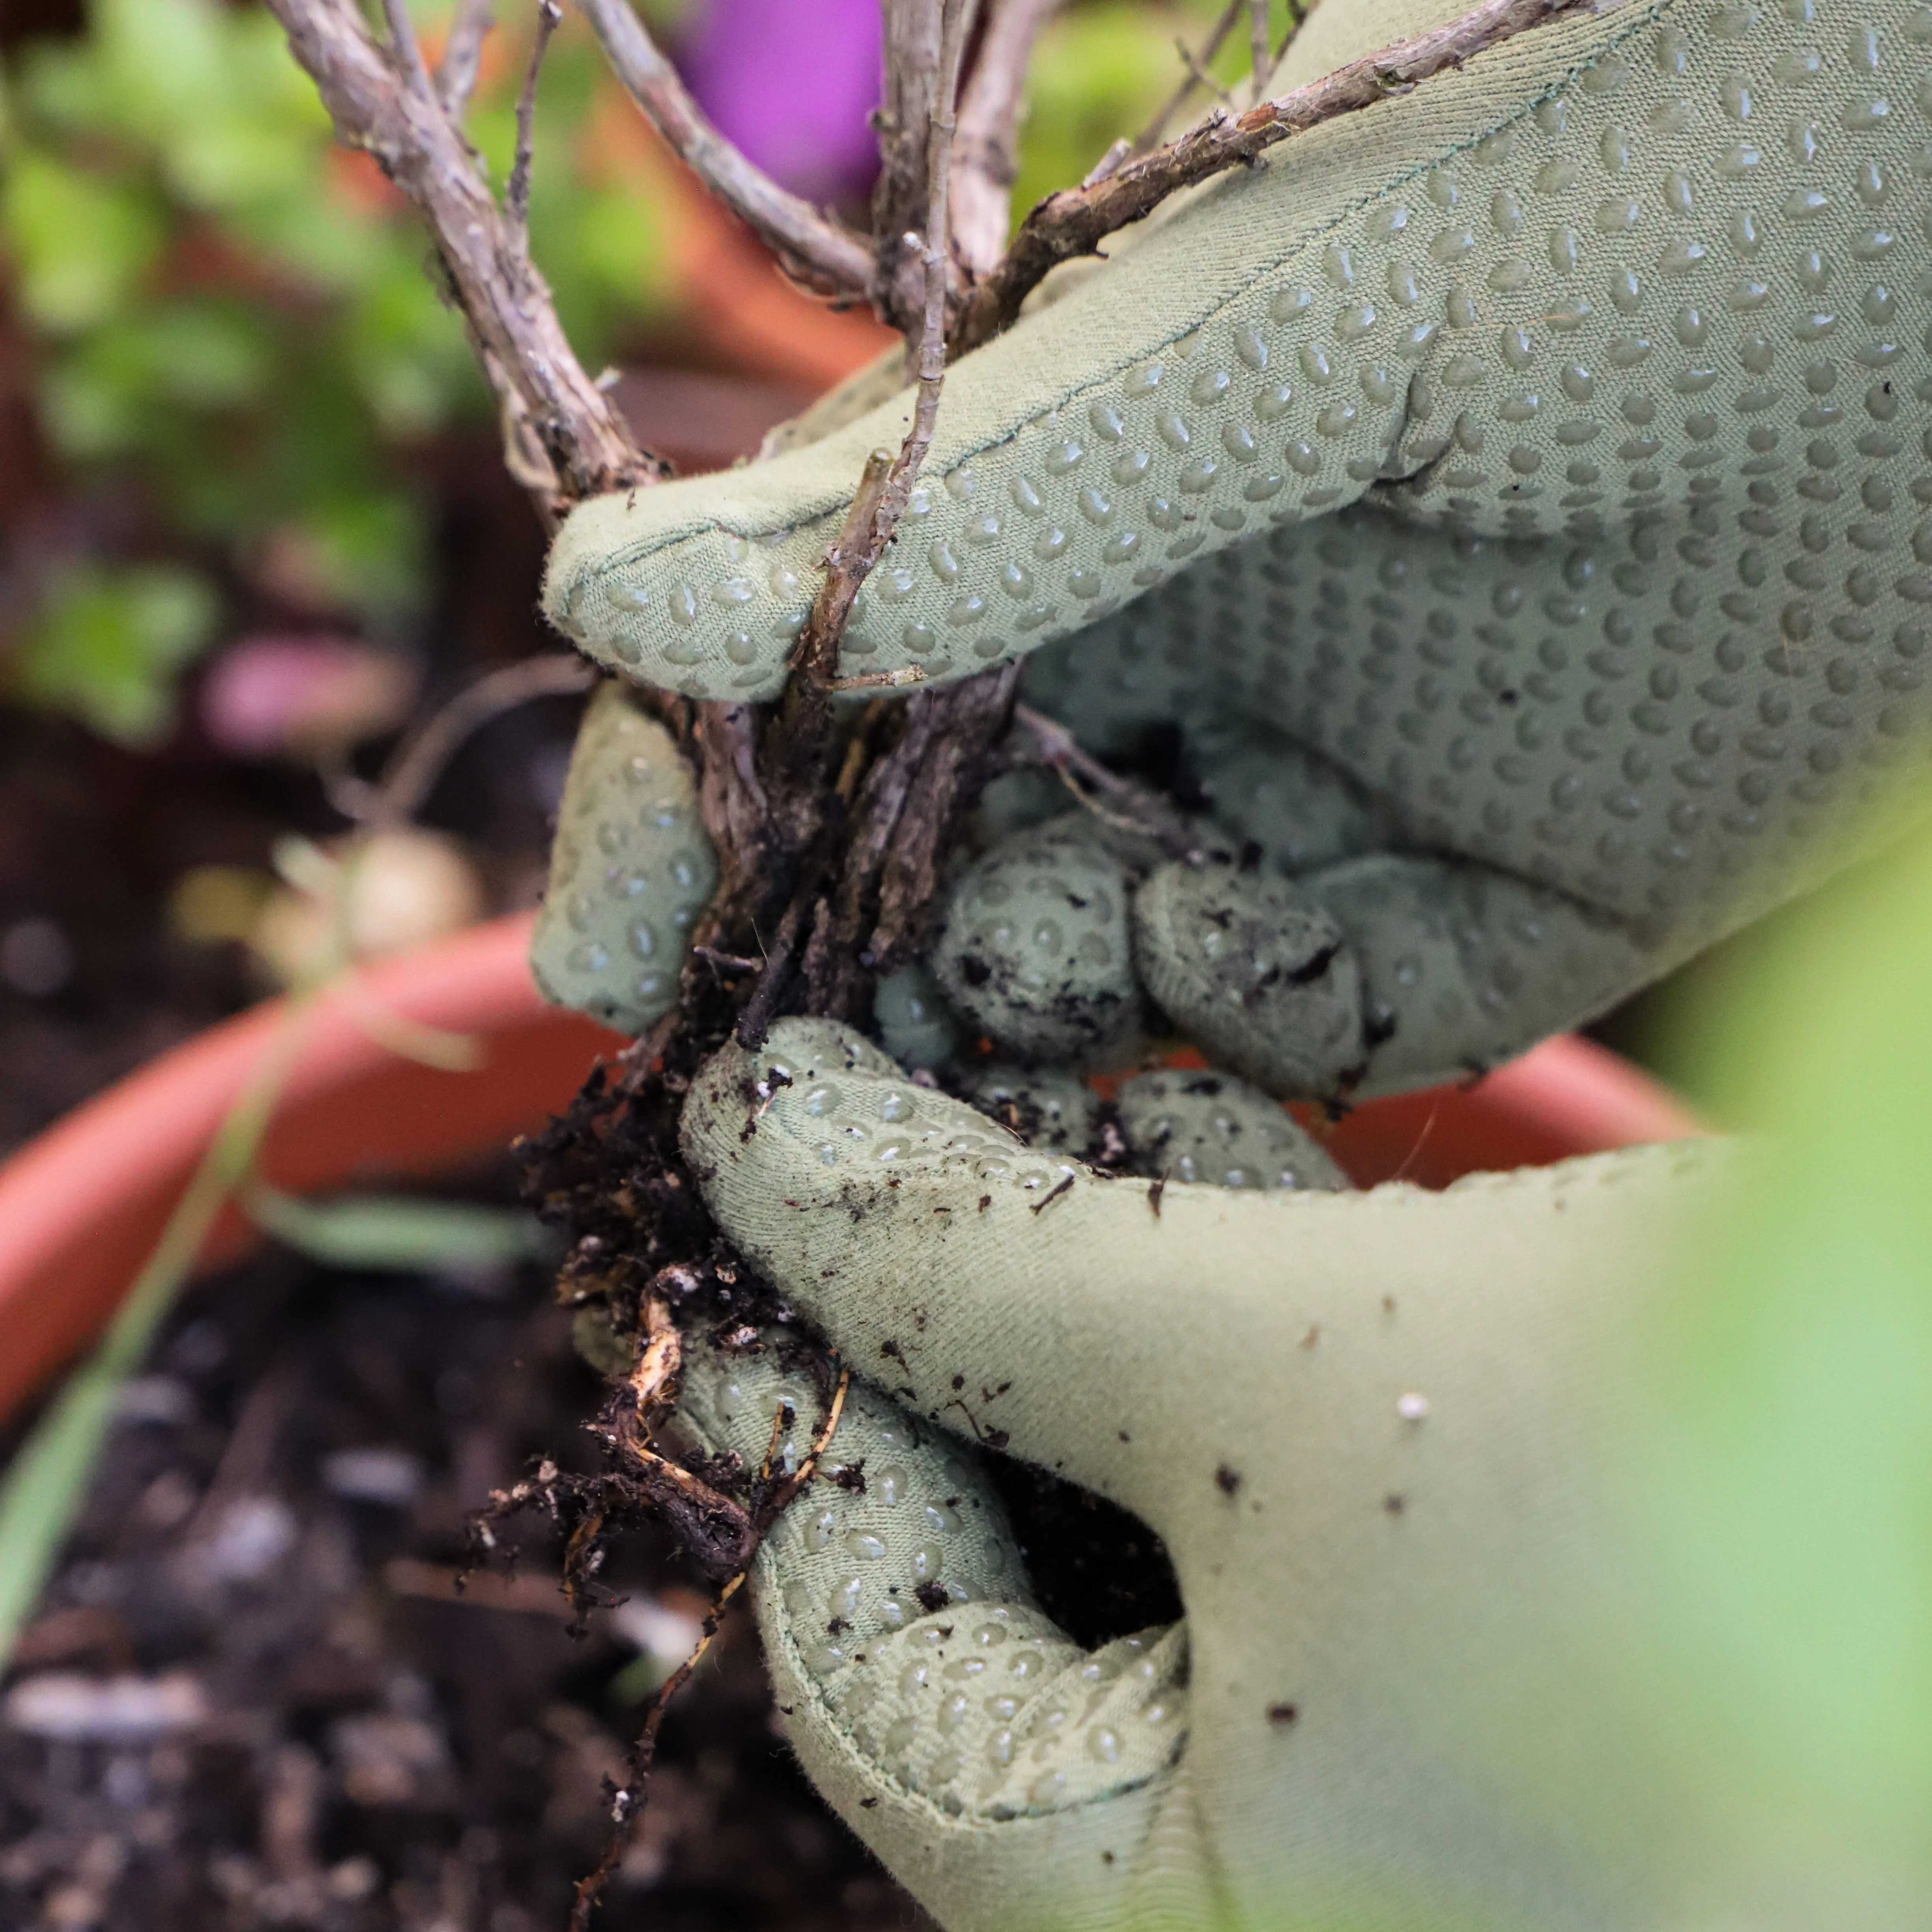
1116,1068,1348,1193
530,682,717,1034
873,963,961,1071
931,818,1142,1066
1132,860,1363,1100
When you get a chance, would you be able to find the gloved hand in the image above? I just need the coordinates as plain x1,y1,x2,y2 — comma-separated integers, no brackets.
667,1016,1727,1932
535,0,1932,1087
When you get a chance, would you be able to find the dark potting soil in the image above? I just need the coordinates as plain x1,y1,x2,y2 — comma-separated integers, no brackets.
0,1196,940,1932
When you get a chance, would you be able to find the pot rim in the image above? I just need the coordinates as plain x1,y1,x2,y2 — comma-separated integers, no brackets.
0,912,1702,1426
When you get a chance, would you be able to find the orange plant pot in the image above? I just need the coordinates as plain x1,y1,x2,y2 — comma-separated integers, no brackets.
0,913,1702,1426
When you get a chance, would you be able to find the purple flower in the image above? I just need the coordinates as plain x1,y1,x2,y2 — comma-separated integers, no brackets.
680,0,881,203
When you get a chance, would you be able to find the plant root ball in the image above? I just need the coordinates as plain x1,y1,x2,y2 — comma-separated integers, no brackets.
1132,860,1363,1101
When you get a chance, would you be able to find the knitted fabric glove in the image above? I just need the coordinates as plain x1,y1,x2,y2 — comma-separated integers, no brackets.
534,0,1932,1082
669,1016,1725,1932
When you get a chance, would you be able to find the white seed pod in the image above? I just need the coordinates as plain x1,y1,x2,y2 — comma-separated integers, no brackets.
530,682,717,1035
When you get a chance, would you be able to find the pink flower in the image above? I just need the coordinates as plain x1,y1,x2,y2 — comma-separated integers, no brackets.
681,0,881,203
199,635,417,760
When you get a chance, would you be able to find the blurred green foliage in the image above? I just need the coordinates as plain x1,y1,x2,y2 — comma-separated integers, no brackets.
1618,820,1932,1915
1,0,1302,747
1012,0,1303,221
1441,803,1932,1926
1,0,677,744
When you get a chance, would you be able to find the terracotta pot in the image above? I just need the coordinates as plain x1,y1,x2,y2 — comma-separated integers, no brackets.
0,914,1702,1426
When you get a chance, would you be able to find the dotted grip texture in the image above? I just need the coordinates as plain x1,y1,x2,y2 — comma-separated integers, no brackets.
543,0,1932,1052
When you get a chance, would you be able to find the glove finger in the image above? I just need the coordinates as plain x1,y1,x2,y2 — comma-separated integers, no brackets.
529,682,717,1033
1308,851,1652,1095
1132,860,1367,1102
674,1335,1189,1928
543,0,1693,704
928,815,1147,1068
1129,846,1654,1102
1115,1068,1350,1194
680,1016,1147,1504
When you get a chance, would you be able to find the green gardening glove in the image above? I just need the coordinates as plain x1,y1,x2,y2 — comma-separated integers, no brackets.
665,1017,1728,1932
535,0,1932,1088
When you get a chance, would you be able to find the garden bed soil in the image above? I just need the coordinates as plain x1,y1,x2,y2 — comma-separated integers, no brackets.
0,1189,942,1932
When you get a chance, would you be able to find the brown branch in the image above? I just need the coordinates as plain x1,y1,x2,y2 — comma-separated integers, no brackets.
355,654,596,827
1010,702,1206,863
949,0,1062,279
957,0,1625,351
731,0,974,1032
1248,0,1274,99
574,0,874,301
504,0,561,254
264,0,660,511
434,0,494,115
799,661,1022,1017
871,0,949,326
1130,0,1239,156
381,0,434,98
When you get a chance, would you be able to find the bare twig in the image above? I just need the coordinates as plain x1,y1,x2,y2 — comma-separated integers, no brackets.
1082,136,1132,187
434,0,494,116
799,661,1023,1015
1130,0,1240,155
341,653,596,827
1274,0,1311,64
1177,34,1237,107
1248,0,1274,100
732,879,817,1049
1011,702,1206,862
957,0,1631,351
571,1370,851,1932
574,0,873,300
381,0,434,97
265,0,659,509
950,0,1062,279
871,0,949,323
731,0,975,1031
504,0,561,252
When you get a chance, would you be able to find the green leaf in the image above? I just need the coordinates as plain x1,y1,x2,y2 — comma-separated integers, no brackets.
245,1184,556,1272
0,1352,131,1670
12,564,219,744
0,149,165,333
90,0,231,143
1468,818,1932,1918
